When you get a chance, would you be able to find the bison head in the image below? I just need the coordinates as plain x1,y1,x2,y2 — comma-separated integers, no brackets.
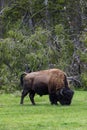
56,87,74,105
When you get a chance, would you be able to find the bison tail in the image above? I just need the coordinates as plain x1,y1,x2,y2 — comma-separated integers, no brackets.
64,75,69,88
20,72,27,87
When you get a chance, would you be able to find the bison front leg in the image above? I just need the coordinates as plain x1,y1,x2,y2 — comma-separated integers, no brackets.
49,93,58,105
29,91,35,105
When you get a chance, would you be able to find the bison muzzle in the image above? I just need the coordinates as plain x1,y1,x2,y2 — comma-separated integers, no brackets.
20,68,74,105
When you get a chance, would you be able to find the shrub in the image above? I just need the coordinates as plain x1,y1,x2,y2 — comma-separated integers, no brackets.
81,72,87,90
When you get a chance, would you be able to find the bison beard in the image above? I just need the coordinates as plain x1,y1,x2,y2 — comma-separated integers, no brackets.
20,69,74,105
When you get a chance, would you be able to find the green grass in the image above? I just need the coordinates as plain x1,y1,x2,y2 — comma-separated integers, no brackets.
0,91,87,130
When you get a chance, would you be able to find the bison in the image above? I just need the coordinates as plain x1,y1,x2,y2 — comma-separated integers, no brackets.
20,68,74,105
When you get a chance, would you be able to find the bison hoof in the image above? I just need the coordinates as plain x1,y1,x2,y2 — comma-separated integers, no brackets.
51,102,58,105
32,103,36,105
20,103,23,105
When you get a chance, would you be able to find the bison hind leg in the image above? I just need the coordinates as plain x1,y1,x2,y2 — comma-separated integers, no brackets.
49,93,58,105
29,91,35,105
20,89,29,104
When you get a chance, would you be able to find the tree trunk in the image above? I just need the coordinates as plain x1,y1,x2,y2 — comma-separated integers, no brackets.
66,0,82,76
0,0,9,38
0,0,5,10
67,0,82,36
44,0,50,30
0,0,5,37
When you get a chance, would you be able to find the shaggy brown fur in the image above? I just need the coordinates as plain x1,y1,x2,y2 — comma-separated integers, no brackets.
20,68,72,105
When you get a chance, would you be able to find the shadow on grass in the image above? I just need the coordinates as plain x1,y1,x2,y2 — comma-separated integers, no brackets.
19,102,73,107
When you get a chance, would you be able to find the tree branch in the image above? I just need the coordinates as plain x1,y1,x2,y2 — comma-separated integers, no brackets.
67,76,82,87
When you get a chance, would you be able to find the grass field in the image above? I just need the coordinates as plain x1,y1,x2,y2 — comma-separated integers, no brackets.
0,91,87,130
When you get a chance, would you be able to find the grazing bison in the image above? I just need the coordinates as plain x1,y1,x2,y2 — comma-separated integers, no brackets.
20,68,74,105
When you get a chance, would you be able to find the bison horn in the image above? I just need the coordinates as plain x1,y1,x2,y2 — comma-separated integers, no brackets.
60,88,64,96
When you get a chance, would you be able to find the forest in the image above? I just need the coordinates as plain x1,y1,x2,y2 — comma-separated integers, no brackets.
0,0,87,92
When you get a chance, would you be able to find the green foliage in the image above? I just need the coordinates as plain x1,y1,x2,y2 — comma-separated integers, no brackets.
0,23,74,92
1,0,32,35
0,64,19,93
80,32,87,47
55,24,64,35
54,24,74,70
80,53,87,63
81,73,87,90
0,38,14,63
0,0,87,92
79,32,87,72
0,27,50,92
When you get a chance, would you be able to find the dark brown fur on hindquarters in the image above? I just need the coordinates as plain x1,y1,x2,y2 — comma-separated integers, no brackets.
20,68,74,105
